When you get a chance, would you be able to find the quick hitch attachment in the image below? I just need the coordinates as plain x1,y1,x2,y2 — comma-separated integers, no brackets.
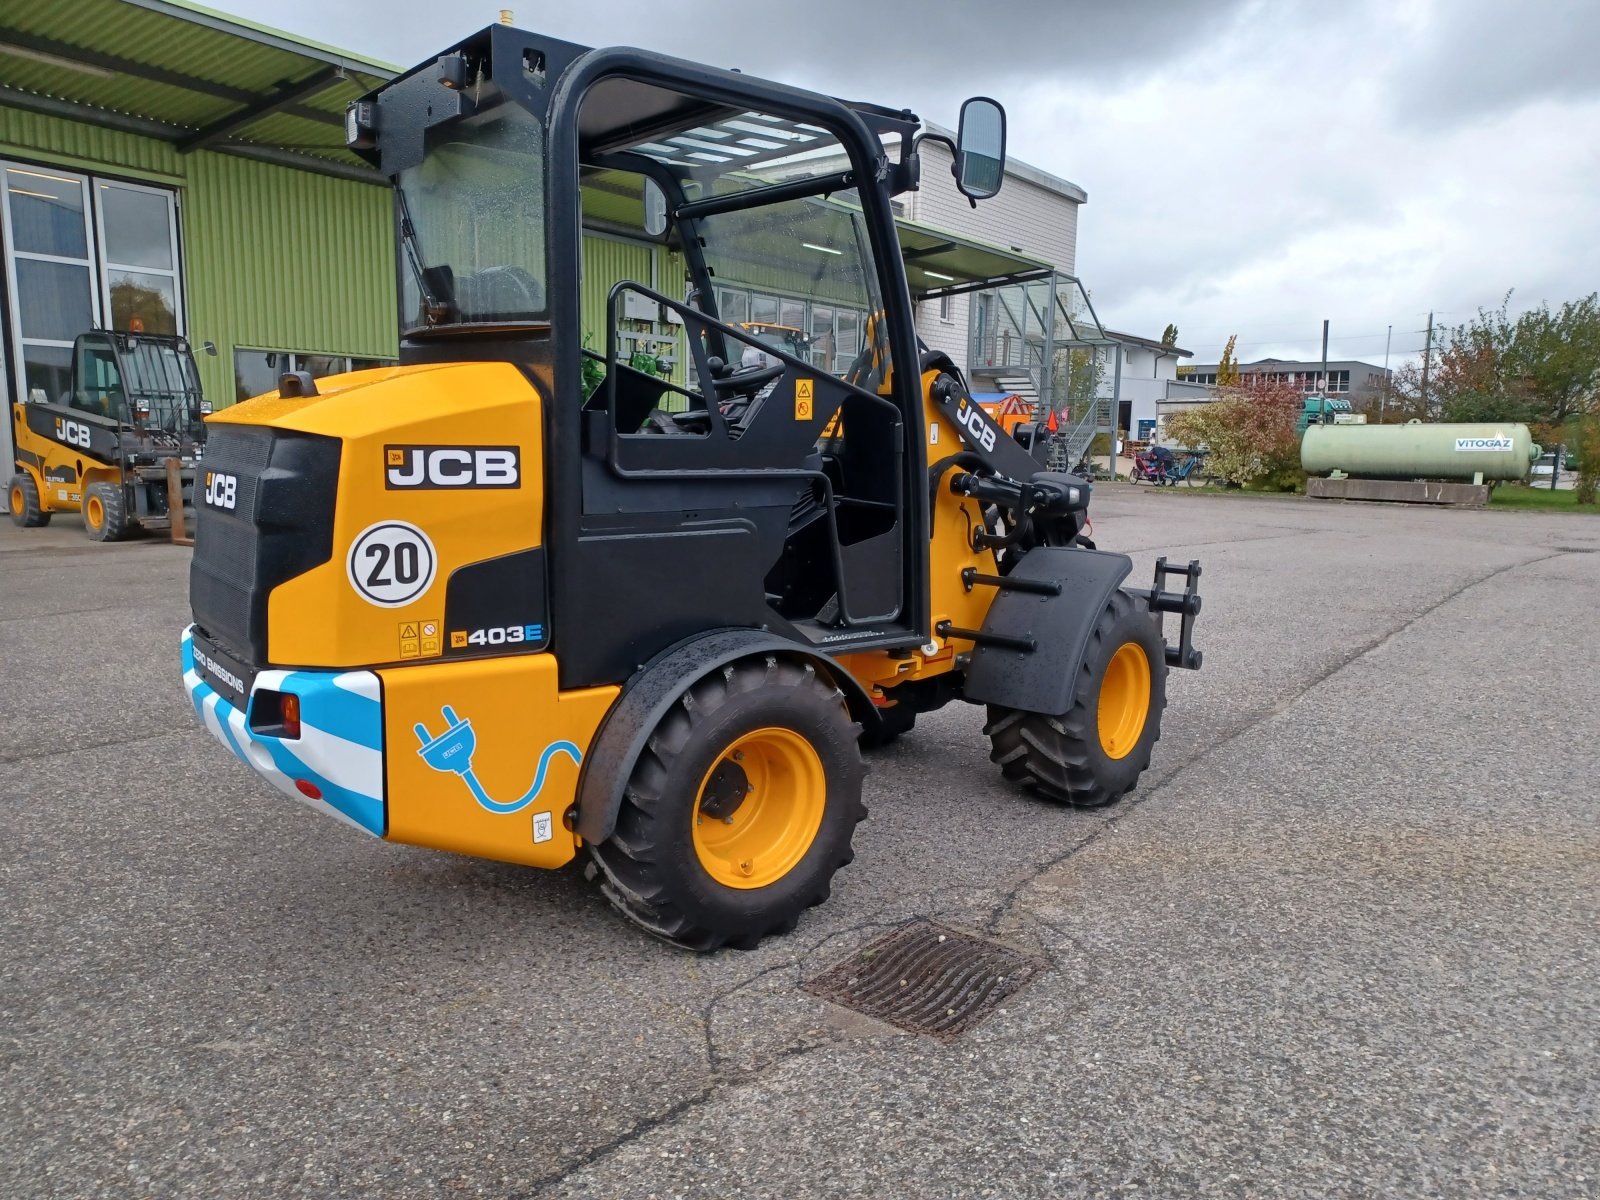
1144,558,1204,670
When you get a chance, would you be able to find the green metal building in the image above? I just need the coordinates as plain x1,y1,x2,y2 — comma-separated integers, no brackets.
0,0,400,472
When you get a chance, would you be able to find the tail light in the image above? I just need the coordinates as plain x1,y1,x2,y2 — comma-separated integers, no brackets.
249,689,302,740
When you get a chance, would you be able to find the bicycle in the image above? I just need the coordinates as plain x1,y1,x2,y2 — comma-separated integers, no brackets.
1166,451,1211,487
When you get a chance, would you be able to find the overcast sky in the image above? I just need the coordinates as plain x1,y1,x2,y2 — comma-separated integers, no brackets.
234,0,1599,367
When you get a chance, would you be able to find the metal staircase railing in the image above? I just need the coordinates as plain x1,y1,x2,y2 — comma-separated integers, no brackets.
972,314,1043,377
962,271,1121,473
1050,395,1112,472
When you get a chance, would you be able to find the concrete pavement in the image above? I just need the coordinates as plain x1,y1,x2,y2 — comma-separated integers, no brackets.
2,489,1596,1198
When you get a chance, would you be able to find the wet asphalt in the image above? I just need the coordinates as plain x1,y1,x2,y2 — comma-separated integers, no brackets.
2,486,1596,1198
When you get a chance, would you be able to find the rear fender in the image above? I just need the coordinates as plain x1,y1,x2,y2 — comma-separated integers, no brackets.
960,547,1132,716
574,628,876,845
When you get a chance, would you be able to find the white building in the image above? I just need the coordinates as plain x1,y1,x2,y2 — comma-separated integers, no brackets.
902,129,1087,378
1099,330,1194,442
778,119,1118,466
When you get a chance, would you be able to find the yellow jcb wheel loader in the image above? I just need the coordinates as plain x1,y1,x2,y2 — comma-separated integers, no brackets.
181,24,1204,951
9,330,209,541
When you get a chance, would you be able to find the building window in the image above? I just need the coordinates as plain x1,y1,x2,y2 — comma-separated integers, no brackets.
2,163,184,410
835,310,860,363
96,181,181,335
1329,369,1350,393
938,292,951,322
810,305,834,371
715,288,749,324
701,284,868,378
750,294,780,326
234,349,395,403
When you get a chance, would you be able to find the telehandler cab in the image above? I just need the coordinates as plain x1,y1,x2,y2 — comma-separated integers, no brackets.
182,24,1204,950
10,330,208,540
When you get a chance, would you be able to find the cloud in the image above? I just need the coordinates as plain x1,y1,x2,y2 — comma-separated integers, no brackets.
1389,0,1600,129
258,0,1256,100
226,0,1595,366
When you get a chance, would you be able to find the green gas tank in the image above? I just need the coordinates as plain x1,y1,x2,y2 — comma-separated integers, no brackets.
1301,421,1540,482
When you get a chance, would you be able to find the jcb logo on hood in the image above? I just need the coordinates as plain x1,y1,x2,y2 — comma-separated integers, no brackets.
54,417,92,449
385,445,520,489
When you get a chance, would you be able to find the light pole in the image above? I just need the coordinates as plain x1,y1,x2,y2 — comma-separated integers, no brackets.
1380,324,1391,423
1319,319,1329,426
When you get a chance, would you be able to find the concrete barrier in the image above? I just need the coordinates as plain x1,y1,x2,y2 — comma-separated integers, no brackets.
1307,477,1490,506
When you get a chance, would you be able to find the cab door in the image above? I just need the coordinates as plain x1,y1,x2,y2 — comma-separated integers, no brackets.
71,334,127,421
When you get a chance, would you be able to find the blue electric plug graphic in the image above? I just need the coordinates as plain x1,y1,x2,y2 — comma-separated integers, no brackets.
415,705,476,774
414,705,581,815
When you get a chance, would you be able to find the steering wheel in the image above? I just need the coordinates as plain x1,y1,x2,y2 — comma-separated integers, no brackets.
710,360,784,399
465,265,544,316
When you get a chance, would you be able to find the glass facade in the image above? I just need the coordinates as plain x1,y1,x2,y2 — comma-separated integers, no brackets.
2,164,183,405
701,284,868,379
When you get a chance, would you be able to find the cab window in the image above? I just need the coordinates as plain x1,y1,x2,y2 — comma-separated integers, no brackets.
71,340,124,418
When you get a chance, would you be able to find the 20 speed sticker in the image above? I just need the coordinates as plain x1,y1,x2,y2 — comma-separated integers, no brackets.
347,520,437,608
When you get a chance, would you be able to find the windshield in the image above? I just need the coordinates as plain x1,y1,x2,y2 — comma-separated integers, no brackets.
699,189,885,378
575,93,895,383
398,102,548,327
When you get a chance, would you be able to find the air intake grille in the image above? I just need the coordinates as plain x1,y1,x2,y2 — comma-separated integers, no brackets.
189,425,340,664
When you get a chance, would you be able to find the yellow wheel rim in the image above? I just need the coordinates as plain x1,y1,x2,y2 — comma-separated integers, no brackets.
1097,642,1152,760
8,485,22,516
85,494,104,530
692,727,826,890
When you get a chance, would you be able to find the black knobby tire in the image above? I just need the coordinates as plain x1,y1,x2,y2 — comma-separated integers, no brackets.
985,589,1167,808
858,702,916,750
83,481,129,542
586,654,866,952
8,473,49,527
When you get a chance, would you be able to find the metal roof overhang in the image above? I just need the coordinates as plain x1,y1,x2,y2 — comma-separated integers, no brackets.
0,0,396,184
895,219,1053,301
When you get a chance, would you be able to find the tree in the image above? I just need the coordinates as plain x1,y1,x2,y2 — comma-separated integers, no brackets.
1052,345,1106,423
1400,294,1600,428
1434,297,1531,423
1379,362,1431,423
1217,334,1240,386
1568,414,1600,505
1166,379,1302,490
109,279,176,335
1386,335,1530,424
1513,294,1600,425
1161,323,1179,347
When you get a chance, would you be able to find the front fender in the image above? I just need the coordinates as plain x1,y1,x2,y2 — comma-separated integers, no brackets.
960,547,1133,716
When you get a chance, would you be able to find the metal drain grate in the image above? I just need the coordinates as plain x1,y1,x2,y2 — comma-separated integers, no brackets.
802,921,1045,1038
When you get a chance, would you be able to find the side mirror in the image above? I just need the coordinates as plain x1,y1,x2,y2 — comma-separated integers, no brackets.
202,340,218,357
955,96,1006,201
